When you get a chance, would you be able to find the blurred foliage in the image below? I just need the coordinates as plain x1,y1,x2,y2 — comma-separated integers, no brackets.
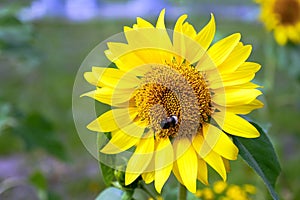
0,5,67,161
29,171,49,200
0,103,67,160
14,112,68,161
29,170,62,200
0,2,101,199
0,103,17,134
276,45,300,81
0,5,40,74
0,7,68,199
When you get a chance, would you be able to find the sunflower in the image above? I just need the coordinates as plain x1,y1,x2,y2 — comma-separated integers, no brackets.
256,0,300,45
82,9,263,193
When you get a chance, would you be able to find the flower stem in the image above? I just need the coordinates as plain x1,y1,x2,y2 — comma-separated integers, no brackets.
178,183,187,200
141,183,157,200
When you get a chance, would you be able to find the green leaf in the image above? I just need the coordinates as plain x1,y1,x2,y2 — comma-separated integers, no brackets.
100,163,115,186
97,132,115,186
232,122,281,200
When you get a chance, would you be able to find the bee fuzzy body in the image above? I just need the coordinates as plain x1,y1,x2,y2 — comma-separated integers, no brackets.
160,115,178,129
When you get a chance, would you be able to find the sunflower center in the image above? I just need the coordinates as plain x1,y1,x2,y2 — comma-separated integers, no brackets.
134,59,213,139
273,0,300,25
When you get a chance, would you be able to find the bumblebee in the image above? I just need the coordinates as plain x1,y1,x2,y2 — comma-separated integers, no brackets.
160,115,178,129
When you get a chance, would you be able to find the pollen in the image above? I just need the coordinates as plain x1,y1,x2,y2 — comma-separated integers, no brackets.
273,0,300,25
134,59,213,139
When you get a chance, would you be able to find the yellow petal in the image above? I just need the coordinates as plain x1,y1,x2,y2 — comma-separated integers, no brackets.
136,17,153,28
209,71,255,89
131,48,167,64
173,14,188,63
197,158,208,185
80,90,95,98
125,131,154,185
106,47,171,75
105,42,131,62
203,68,223,89
87,108,137,132
154,138,173,193
173,15,215,63
81,87,134,106
194,13,216,51
199,33,241,70
100,122,145,154
92,67,140,89
235,62,261,73
83,72,103,87
174,14,188,34
105,50,145,74
172,160,184,185
142,171,155,184
154,9,173,49
203,150,227,181
174,138,198,193
141,144,156,184
225,82,262,89
222,71,255,87
213,112,260,138
207,58,260,89
173,14,207,64
123,25,154,48
274,26,287,45
156,9,166,29
287,26,300,42
217,43,252,74
202,124,238,160
120,10,172,54
105,42,159,72
222,158,231,173
181,33,207,64
217,99,264,115
212,88,262,106
105,42,158,74
208,61,261,90
182,22,197,38
192,132,212,158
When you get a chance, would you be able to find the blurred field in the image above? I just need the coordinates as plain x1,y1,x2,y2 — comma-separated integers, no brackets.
1,1,300,199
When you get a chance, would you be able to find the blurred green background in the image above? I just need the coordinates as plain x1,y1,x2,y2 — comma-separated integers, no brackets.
0,0,299,199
